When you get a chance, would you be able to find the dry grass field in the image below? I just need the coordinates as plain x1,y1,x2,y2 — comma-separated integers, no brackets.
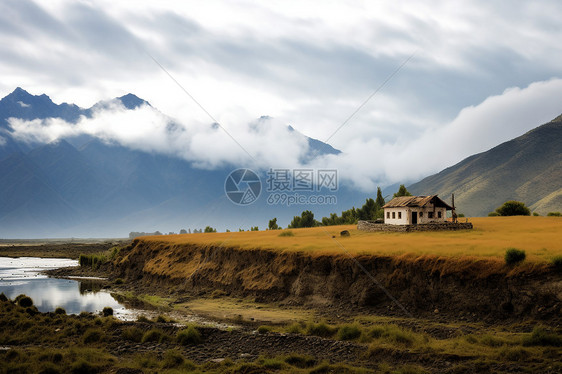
139,217,562,263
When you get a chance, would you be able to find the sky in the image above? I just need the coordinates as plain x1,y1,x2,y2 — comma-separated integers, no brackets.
2,0,562,191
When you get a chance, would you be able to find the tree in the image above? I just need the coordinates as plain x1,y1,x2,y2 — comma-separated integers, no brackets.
375,187,385,209
358,198,377,220
179,229,187,234
495,201,531,216
288,210,317,228
251,226,259,231
393,184,412,198
268,218,279,230
204,226,217,233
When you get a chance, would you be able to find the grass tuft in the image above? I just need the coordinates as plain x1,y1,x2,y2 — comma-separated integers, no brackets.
504,248,526,265
176,325,202,345
522,326,562,347
141,328,165,343
306,321,337,338
337,324,362,341
278,230,294,237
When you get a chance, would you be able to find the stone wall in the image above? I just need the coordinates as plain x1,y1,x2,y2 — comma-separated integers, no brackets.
357,220,473,232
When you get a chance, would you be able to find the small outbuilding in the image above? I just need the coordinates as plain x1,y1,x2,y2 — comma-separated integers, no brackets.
383,195,453,225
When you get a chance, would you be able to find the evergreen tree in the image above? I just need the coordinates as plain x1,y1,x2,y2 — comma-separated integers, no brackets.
393,184,412,198
358,198,377,220
268,218,279,230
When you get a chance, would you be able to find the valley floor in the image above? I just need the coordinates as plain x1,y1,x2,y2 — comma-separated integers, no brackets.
1,227,562,373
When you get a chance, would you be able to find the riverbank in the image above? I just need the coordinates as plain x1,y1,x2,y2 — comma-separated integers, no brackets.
0,240,127,259
4,232,562,373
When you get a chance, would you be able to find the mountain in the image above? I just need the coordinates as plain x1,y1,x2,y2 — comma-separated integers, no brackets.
408,115,562,216
0,88,355,238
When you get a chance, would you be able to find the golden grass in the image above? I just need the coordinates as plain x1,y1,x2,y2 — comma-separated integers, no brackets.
138,217,562,262
180,297,312,324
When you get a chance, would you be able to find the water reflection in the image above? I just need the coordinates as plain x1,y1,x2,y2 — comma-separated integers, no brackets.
0,257,131,318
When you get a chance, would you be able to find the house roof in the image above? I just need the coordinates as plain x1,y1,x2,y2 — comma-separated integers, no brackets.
383,195,453,210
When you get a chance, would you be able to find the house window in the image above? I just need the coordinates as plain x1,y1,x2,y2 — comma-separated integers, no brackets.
438,211,442,218
386,212,390,219
392,212,396,219
428,212,434,219
398,212,402,219
419,212,423,218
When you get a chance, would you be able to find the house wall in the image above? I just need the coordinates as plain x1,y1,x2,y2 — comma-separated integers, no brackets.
384,204,448,225
384,207,409,224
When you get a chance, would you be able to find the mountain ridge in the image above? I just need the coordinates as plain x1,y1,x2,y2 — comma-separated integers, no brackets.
408,115,562,216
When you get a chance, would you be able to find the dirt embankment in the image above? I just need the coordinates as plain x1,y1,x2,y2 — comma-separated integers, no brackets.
109,238,562,322
0,241,126,259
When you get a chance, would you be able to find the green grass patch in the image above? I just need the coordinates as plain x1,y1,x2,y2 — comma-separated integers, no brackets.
278,230,294,237
176,325,202,345
522,326,562,347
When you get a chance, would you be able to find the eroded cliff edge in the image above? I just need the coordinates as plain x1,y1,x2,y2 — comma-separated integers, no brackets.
109,238,562,321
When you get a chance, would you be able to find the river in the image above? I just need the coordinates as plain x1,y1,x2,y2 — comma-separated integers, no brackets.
0,257,135,319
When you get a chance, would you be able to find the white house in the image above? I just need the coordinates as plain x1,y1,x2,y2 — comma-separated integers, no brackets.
383,195,453,225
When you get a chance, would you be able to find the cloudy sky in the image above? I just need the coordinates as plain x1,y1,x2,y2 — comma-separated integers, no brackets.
2,0,562,190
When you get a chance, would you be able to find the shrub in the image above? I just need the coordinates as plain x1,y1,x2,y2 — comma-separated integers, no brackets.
102,307,113,317
278,231,294,237
284,354,316,368
306,321,337,338
533,212,540,216
285,323,303,334
522,327,562,347
495,200,531,216
114,278,124,285
176,326,202,345
142,329,164,343
70,360,98,374
260,357,286,370
498,346,530,361
488,212,499,217
16,295,33,308
122,326,144,342
547,211,561,216
257,326,271,334
551,256,562,270
137,315,151,323
505,248,526,265
0,293,8,302
78,254,107,270
156,315,168,323
82,328,104,344
162,349,184,368
367,324,416,347
55,307,66,315
337,324,362,341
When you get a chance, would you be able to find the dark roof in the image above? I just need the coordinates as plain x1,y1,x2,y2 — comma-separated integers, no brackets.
383,195,453,210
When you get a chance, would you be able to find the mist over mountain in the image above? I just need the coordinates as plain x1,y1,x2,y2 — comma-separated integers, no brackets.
0,88,361,238
409,115,562,216
1,88,560,238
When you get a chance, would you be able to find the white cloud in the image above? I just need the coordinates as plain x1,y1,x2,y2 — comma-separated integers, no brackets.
17,101,30,108
7,78,562,193
2,1,562,194
7,100,310,170
310,78,562,190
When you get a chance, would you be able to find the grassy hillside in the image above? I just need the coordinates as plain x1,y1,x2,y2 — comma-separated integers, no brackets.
138,217,562,263
408,114,562,216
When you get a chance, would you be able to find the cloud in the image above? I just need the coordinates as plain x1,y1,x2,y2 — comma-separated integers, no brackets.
309,78,562,190
7,100,310,170
7,78,562,194
2,1,562,194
